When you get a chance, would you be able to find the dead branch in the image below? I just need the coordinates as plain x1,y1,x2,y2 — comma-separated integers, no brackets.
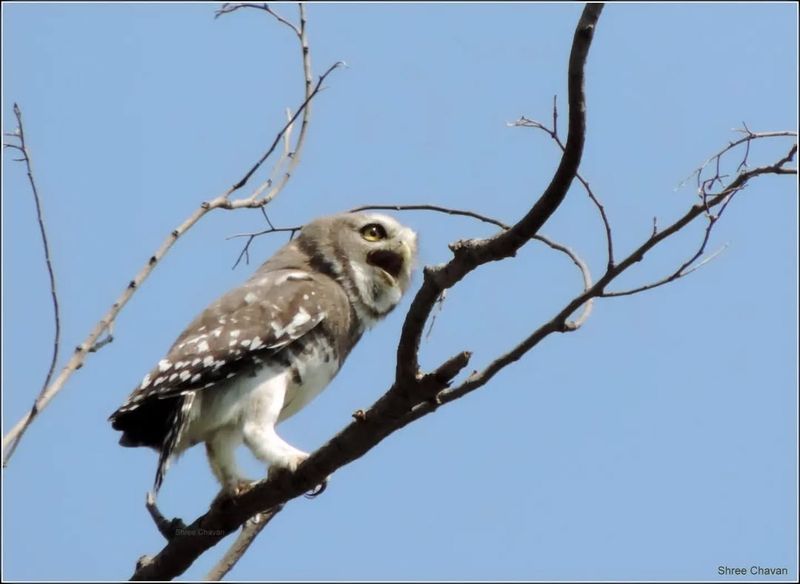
205,506,284,581
350,203,510,231
206,3,318,574
512,103,616,272
602,141,798,297
227,223,302,269
1,9,341,466
219,3,316,205
393,4,603,390
127,5,797,579
128,5,604,579
399,142,797,428
2,104,62,465
350,204,594,329
130,135,794,581
682,129,797,192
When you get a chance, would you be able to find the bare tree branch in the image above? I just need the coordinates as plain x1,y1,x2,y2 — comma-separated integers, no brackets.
128,5,604,579
350,204,594,328
1,10,341,466
534,234,594,328
227,224,302,269
2,103,62,465
223,3,317,206
392,4,603,389
681,129,797,191
600,216,725,299
9,3,790,579
399,143,797,428
349,203,510,231
207,3,320,574
511,104,616,272
205,506,284,581
126,5,797,578
602,142,798,297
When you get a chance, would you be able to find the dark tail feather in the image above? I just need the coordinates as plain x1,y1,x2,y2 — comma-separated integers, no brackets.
110,396,181,450
153,392,196,494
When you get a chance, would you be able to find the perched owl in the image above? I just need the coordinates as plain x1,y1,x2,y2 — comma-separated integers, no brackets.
109,212,417,495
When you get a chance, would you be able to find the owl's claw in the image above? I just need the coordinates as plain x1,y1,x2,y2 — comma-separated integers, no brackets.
212,478,255,507
304,477,328,499
232,478,256,496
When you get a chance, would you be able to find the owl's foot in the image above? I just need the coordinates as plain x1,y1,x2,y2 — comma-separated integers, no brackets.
228,478,256,496
267,450,309,478
264,452,327,496
211,478,256,507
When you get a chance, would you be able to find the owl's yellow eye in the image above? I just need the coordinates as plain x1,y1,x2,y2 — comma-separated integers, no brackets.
360,223,387,242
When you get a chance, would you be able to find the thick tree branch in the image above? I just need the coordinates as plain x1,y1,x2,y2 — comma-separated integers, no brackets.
128,6,604,579
398,143,797,426
127,8,796,580
394,3,603,386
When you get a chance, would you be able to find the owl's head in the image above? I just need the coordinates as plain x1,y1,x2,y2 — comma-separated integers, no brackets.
296,212,418,318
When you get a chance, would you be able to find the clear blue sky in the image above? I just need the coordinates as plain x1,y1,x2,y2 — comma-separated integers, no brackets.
3,2,797,581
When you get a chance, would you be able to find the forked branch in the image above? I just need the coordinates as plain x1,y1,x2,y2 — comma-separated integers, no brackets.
2,5,340,467
129,5,605,579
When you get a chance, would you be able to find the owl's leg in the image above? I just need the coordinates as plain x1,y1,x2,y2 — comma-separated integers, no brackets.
242,371,309,473
205,427,249,494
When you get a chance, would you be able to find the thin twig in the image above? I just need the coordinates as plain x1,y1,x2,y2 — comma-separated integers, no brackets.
210,3,318,576
349,203,510,230
2,104,62,466
205,506,284,581
257,3,316,206
512,106,616,271
533,234,593,328
216,3,300,38
226,60,342,195
400,143,797,426
393,4,603,388
129,9,605,578
227,225,302,269
129,11,793,579
1,20,342,467
424,291,447,340
603,210,726,298
679,129,797,191
348,205,592,304
604,139,798,297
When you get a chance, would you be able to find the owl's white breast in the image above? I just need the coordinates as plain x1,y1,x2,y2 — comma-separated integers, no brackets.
279,341,340,422
180,341,340,452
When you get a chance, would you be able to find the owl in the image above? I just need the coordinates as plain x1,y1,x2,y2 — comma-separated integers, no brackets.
109,212,418,495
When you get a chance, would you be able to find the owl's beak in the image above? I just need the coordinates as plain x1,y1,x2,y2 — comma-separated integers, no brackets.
367,249,405,279
366,232,417,284
398,239,414,266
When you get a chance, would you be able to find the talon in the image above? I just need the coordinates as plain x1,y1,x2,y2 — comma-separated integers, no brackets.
232,478,255,496
304,477,328,499
211,478,255,507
